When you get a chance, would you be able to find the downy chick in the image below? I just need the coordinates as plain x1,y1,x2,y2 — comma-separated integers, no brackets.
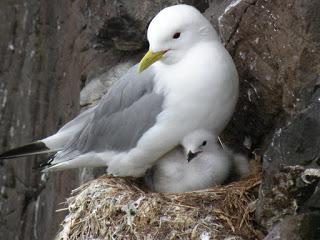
145,129,232,193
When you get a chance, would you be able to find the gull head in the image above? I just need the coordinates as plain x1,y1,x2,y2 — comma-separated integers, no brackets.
181,129,216,162
139,4,219,72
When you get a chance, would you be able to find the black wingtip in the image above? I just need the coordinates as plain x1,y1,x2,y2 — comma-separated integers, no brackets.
0,142,50,160
33,154,55,170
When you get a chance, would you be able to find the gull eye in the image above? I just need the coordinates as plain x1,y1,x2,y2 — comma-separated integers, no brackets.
201,141,207,146
173,32,181,39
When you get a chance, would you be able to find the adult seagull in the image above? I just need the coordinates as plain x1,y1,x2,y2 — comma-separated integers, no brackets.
0,5,239,177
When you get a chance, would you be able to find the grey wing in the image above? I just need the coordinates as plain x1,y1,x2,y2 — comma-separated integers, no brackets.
53,64,164,163
42,106,97,150
57,106,97,134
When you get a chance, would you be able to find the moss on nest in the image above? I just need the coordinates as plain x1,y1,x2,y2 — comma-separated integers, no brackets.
56,173,261,240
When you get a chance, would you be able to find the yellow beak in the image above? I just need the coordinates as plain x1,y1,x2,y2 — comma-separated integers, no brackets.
138,50,166,73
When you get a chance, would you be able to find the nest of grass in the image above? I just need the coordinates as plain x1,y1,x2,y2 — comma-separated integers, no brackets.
56,173,261,240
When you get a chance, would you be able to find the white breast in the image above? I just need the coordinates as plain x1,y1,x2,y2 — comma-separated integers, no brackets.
154,41,238,135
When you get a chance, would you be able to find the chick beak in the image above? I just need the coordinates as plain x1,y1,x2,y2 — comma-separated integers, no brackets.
187,151,199,162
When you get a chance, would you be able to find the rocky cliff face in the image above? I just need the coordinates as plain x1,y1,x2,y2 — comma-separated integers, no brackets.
218,0,320,238
0,0,319,239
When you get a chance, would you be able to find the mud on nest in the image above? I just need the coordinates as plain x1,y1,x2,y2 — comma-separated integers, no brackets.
56,173,261,240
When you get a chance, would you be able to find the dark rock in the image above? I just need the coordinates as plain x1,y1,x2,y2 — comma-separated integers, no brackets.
218,0,320,153
217,0,320,236
264,213,320,240
218,0,257,44
256,88,320,230
305,189,320,211
256,165,320,230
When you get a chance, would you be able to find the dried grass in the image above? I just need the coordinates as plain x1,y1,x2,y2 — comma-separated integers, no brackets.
56,172,261,240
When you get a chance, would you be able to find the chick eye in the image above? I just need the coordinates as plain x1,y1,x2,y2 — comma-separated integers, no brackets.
201,141,207,146
173,32,181,39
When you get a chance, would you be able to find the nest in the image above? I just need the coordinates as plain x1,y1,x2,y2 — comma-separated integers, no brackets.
56,172,261,240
